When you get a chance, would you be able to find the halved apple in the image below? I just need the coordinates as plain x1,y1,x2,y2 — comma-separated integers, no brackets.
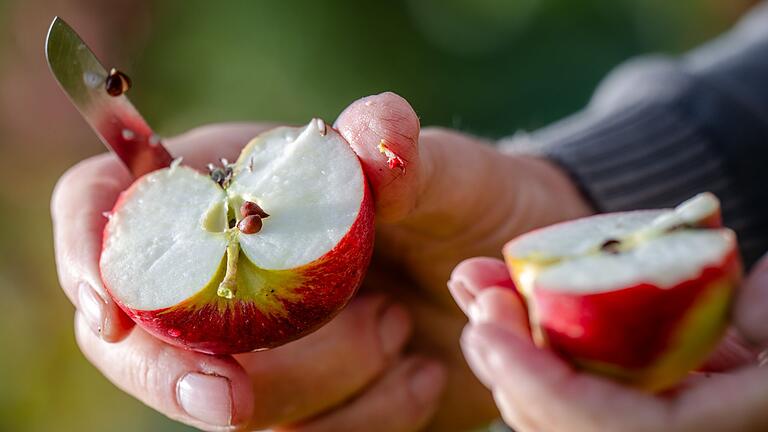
503,193,742,391
100,120,374,354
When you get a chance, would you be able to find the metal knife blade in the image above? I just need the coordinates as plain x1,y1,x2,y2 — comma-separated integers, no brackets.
45,16,173,178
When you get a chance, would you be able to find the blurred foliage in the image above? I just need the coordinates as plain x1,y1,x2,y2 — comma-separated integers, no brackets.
0,0,754,430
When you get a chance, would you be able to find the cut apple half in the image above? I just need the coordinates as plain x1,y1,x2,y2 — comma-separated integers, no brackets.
100,120,374,354
503,193,742,391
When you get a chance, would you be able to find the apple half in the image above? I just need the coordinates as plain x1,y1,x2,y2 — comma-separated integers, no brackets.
503,193,742,391
100,119,374,354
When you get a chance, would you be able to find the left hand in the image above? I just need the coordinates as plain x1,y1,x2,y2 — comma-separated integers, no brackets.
449,255,768,432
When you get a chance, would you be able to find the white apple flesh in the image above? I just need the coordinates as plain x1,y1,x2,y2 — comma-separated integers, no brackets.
100,120,374,354
504,193,742,391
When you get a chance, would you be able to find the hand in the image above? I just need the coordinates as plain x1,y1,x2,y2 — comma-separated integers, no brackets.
52,92,592,430
450,255,768,432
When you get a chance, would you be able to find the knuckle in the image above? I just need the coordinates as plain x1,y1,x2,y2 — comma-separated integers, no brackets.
130,350,155,391
126,342,172,403
419,126,454,142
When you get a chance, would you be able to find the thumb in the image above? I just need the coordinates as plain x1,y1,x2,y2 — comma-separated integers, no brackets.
335,92,508,229
734,253,768,348
334,92,421,222
336,92,591,235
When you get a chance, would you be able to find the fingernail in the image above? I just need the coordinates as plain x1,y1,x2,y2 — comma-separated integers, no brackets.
379,303,411,357
78,282,105,337
467,289,531,340
177,373,233,426
409,361,445,405
468,301,488,324
447,279,472,315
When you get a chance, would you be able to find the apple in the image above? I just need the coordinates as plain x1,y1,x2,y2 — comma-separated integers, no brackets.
503,193,742,391
100,119,374,354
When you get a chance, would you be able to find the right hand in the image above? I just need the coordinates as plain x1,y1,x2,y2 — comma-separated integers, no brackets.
52,93,592,430
450,255,768,432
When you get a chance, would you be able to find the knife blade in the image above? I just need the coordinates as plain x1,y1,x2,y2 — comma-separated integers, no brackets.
45,16,173,178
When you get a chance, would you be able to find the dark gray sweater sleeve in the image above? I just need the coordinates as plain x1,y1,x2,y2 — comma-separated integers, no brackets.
502,2,768,268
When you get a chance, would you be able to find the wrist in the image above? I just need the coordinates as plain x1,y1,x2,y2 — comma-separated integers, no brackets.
515,154,596,221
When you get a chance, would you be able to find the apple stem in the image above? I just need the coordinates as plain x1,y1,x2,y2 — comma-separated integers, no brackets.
217,234,240,299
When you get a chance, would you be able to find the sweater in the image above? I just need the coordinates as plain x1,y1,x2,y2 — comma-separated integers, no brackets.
501,2,768,269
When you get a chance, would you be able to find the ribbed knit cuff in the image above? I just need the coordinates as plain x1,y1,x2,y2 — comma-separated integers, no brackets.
523,100,735,212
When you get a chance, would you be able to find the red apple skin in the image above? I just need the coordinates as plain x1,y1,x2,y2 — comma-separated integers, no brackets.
101,171,375,355
529,247,742,391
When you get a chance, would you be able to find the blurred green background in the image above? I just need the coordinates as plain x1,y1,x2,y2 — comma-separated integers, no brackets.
0,0,757,430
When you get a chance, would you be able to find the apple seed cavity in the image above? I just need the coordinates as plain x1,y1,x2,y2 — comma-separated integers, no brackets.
600,238,622,254
200,198,269,299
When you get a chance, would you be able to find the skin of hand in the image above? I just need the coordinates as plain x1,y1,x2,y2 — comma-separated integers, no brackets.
51,92,592,431
450,253,768,432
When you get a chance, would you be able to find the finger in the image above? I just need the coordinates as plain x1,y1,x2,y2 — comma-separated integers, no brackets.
734,252,768,347
334,92,421,222
448,257,518,314
671,365,768,430
461,323,667,432
282,357,446,432
447,278,474,316
75,313,254,430
52,123,272,342
52,154,135,342
457,288,529,389
336,94,506,229
234,294,413,429
491,390,543,432
468,288,529,337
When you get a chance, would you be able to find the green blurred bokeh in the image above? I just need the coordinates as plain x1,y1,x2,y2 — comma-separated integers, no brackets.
0,0,754,430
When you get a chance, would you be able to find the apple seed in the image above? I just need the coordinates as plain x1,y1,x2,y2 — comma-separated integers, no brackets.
105,68,131,96
240,201,269,219
238,215,263,234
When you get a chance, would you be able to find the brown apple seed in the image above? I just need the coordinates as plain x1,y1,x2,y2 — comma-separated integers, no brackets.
240,201,269,218
238,215,263,234
105,68,132,96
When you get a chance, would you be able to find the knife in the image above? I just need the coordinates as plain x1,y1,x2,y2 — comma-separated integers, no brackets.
45,16,173,178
